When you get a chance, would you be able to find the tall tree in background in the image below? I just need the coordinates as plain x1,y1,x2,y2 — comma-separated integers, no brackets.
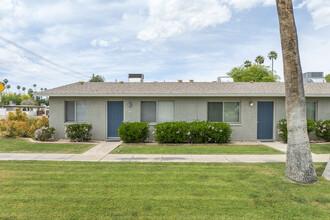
89,74,105,82
3,79,8,85
33,84,37,92
255,55,265,65
268,51,278,75
227,64,279,82
17,85,21,94
6,85,10,93
243,60,252,68
276,0,317,183
22,87,26,94
28,88,34,97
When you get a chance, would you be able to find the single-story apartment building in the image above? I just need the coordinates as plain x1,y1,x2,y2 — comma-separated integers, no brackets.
37,81,330,141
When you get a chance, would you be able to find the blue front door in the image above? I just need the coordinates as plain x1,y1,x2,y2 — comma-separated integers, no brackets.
108,101,123,137
257,102,274,140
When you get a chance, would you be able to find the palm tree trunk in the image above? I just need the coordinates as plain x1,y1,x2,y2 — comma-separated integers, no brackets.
276,0,317,184
272,59,274,76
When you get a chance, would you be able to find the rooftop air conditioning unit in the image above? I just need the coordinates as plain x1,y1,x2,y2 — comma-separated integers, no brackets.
128,74,144,82
217,76,234,82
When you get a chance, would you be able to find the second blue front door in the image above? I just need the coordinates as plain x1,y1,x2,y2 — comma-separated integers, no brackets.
107,101,123,138
257,101,274,140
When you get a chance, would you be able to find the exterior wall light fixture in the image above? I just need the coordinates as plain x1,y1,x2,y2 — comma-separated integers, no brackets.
249,101,254,107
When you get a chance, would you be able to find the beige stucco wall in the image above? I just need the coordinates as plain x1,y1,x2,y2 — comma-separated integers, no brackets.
49,96,330,141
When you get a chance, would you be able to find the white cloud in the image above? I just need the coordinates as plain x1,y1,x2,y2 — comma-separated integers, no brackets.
90,38,119,47
298,0,330,29
222,0,275,11
137,0,231,41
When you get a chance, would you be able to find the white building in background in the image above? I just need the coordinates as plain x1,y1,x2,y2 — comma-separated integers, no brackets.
303,72,325,83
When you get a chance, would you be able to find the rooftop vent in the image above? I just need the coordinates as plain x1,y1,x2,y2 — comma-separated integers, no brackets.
128,74,144,82
189,79,194,83
217,76,234,82
178,80,183,83
78,81,84,85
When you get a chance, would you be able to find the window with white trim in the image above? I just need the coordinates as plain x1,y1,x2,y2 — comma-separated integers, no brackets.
208,102,240,123
158,101,174,122
65,101,86,122
141,101,175,122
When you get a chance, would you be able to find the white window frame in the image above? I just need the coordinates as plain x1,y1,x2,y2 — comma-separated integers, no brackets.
65,101,86,123
207,101,241,124
158,100,175,123
140,100,175,123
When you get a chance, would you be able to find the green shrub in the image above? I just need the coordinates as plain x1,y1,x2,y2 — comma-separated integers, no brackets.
315,120,330,142
34,126,55,141
118,122,149,143
277,119,315,143
0,109,50,138
154,121,232,144
65,124,92,142
154,121,189,143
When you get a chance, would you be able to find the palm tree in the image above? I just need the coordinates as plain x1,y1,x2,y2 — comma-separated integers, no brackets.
276,0,317,184
17,85,21,94
40,88,44,91
244,60,252,68
28,88,33,97
255,55,265,65
3,79,8,85
44,88,47,90
22,87,26,94
6,84,10,93
268,51,278,76
33,84,37,92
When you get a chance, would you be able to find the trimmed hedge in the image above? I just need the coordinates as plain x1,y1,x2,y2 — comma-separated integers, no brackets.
315,120,330,142
277,119,315,143
154,121,189,143
154,121,232,144
66,124,92,142
118,122,149,143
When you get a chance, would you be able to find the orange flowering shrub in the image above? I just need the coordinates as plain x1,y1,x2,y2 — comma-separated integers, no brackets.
0,109,49,138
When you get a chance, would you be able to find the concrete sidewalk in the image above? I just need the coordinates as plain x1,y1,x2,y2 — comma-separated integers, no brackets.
261,141,287,153
0,141,328,163
0,153,328,163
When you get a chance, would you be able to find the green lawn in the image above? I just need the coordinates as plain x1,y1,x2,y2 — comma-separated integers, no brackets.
0,139,95,154
0,161,329,219
310,144,330,154
112,144,285,155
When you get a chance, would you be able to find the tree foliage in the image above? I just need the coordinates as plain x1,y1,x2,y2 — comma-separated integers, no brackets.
0,93,34,105
243,60,252,68
325,74,330,83
255,55,265,65
227,64,280,82
268,51,278,61
89,74,105,82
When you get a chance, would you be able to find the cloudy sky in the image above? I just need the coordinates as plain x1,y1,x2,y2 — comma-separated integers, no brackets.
0,0,329,91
